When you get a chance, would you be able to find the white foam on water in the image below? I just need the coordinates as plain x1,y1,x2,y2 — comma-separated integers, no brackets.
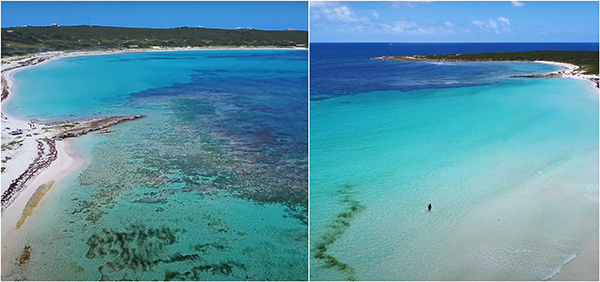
541,253,577,280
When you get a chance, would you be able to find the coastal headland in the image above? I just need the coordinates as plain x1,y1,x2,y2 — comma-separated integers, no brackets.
375,51,599,90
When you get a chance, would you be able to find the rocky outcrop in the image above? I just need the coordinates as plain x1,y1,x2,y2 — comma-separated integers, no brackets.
1,75,8,101
511,73,563,78
2,57,48,73
376,56,598,89
374,56,463,62
55,115,143,140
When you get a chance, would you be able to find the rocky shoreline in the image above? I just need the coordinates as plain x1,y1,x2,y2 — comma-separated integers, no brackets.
1,51,145,213
510,72,600,88
1,76,8,101
54,115,144,140
0,115,143,212
375,56,600,90
1,138,56,212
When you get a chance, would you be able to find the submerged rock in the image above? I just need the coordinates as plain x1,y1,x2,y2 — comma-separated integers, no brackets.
18,245,32,265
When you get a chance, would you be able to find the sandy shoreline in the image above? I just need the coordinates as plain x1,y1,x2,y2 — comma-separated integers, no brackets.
0,54,88,272
375,55,600,92
1,139,85,269
533,60,600,92
0,46,306,274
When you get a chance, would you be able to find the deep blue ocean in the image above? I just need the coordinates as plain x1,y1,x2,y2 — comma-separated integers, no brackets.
310,43,599,280
311,43,599,99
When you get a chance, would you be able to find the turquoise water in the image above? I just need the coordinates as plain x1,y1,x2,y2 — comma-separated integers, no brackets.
3,50,308,280
310,73,598,279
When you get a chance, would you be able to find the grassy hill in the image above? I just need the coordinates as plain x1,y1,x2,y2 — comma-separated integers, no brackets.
390,51,599,75
1,25,308,56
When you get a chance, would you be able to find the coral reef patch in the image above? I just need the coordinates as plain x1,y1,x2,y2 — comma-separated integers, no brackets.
313,184,365,281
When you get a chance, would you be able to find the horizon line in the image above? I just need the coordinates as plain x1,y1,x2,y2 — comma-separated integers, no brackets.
310,42,600,44
1,24,308,32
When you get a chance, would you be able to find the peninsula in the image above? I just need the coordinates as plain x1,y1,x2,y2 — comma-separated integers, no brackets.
376,51,599,89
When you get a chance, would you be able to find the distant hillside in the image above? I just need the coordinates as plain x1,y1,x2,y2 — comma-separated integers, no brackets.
380,51,599,75
1,25,308,56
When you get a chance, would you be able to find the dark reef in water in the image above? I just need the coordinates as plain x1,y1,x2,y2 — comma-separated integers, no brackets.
313,184,365,281
163,261,247,281
71,78,308,227
86,224,249,281
17,245,32,266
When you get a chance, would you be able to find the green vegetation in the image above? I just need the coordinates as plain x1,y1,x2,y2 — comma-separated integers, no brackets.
397,51,599,75
1,25,308,56
1,139,23,151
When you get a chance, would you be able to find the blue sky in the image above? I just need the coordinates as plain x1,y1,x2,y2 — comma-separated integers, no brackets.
311,1,599,42
1,1,308,30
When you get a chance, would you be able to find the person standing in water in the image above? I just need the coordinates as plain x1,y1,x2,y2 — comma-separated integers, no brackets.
427,204,432,211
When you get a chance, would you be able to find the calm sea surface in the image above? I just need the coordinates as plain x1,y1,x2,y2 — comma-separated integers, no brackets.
310,43,599,280
4,50,308,281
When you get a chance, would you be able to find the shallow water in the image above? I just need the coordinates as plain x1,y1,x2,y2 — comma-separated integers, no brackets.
3,50,308,281
310,44,598,280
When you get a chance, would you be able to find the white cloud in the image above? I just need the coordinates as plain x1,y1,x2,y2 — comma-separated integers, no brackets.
378,20,452,35
498,17,509,25
472,18,510,34
471,20,485,26
310,1,326,7
311,2,454,38
371,10,380,20
380,20,415,34
511,1,525,7
310,1,368,23
331,6,354,21
389,1,432,8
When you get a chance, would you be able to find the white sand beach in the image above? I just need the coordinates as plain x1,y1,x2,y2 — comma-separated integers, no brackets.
535,60,600,91
1,55,87,269
1,139,85,268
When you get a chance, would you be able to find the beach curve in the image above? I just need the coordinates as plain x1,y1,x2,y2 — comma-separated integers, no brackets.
0,46,307,276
